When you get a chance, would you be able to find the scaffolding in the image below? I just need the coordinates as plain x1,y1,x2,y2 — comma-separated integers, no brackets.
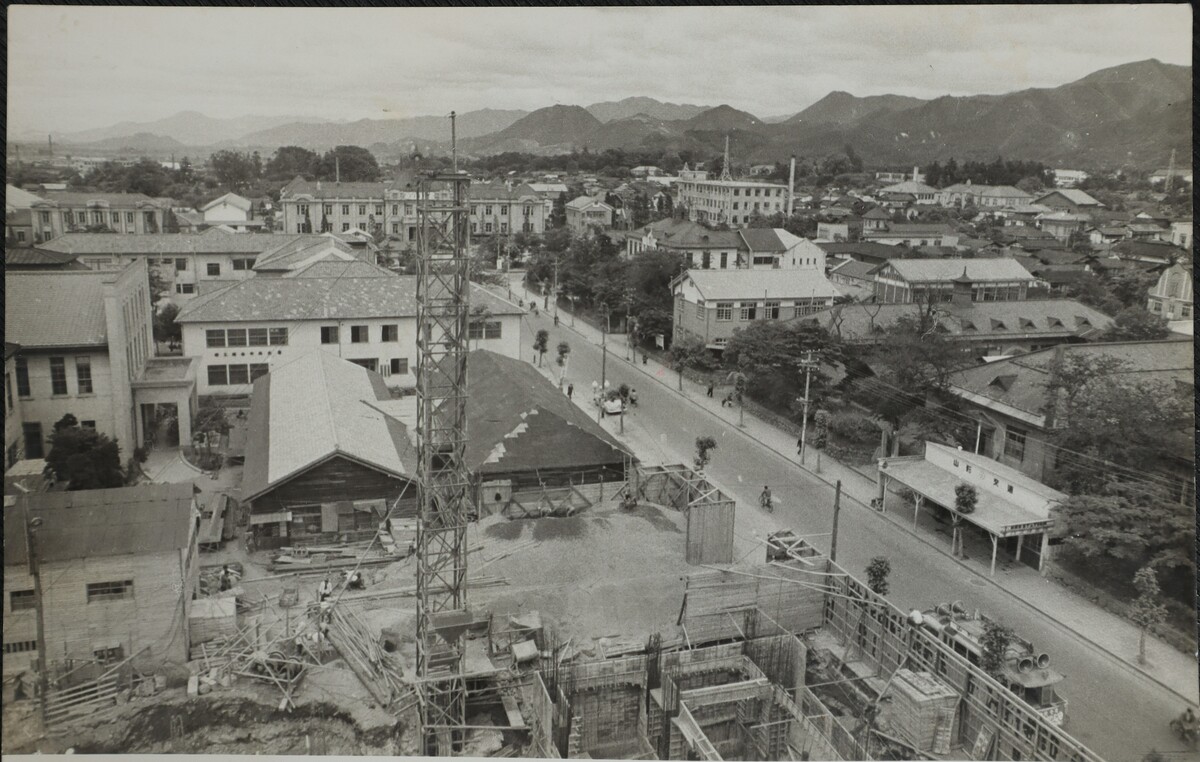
415,163,474,756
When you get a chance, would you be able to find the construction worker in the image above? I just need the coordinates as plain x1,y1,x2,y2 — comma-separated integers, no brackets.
318,576,334,603
346,569,366,591
218,565,233,592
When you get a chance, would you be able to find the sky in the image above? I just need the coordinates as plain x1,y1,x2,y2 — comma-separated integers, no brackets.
7,4,1193,136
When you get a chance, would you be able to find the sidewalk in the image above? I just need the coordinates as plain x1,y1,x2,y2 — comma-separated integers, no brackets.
502,277,1199,703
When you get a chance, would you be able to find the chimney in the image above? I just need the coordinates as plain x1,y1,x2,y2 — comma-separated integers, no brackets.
787,156,796,217
1043,343,1067,428
951,266,974,307
912,165,919,182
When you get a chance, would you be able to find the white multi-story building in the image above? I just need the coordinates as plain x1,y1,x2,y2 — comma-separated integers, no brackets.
675,177,788,227
28,192,169,243
467,182,547,236
176,273,524,395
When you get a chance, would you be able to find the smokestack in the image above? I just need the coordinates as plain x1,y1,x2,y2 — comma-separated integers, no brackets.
787,156,796,217
48,134,53,157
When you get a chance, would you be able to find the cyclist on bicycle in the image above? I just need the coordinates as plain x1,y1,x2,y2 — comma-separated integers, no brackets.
759,486,773,512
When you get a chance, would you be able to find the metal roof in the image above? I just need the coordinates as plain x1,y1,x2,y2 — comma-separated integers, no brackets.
885,258,1036,283
38,231,327,256
681,268,842,301
5,270,113,348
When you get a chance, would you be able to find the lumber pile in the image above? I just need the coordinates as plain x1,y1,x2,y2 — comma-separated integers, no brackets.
189,598,238,645
324,606,406,707
889,669,959,755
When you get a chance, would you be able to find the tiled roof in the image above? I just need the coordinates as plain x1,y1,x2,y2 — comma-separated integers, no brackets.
637,218,742,249
281,179,394,200
796,299,1113,343
284,259,397,278
566,196,611,211
950,339,1192,423
816,242,908,261
6,184,43,209
201,192,252,213
977,186,1030,198
869,223,957,236
880,181,938,195
5,484,195,565
829,259,879,281
5,247,85,268
38,232,326,255
5,270,113,347
241,352,416,502
1035,189,1102,206
252,237,356,271
680,268,842,301
34,191,161,208
467,182,540,201
886,258,1036,282
863,207,891,219
175,275,522,324
739,228,786,253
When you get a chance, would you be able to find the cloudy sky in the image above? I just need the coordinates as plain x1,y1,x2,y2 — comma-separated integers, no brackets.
7,5,1193,135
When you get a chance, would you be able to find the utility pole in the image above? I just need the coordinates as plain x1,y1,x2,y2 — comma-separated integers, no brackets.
552,256,560,324
797,351,817,464
830,480,842,563
1164,148,1177,194
22,501,47,720
623,289,633,362
787,156,796,217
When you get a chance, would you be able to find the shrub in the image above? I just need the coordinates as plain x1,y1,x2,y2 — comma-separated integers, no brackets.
829,412,879,444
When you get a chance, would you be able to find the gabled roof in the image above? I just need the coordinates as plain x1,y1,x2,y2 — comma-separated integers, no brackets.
566,196,612,212
284,258,397,279
6,184,43,209
1035,189,1103,207
33,191,161,208
949,339,1193,427
37,231,327,256
829,259,879,281
175,275,522,324
201,192,253,213
678,268,842,301
880,181,938,195
252,236,356,271
636,218,742,249
816,241,908,262
977,186,1030,198
5,484,195,566
796,299,1113,344
5,270,114,348
467,182,540,202
4,247,87,269
241,352,416,503
884,258,1036,283
738,228,786,253
863,207,891,220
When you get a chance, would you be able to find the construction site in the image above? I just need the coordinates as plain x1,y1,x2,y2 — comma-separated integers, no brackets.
2,151,1109,762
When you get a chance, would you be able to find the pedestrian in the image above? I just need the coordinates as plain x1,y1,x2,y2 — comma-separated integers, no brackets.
218,564,233,592
706,382,715,398
721,393,734,408
797,437,803,456
567,383,574,400
642,352,648,365
554,314,560,326
629,388,638,407
318,576,334,603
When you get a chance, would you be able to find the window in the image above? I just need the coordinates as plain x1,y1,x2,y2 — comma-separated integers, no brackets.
321,326,339,344
232,257,256,271
40,211,50,223
375,205,384,216
268,327,288,346
248,328,269,346
9,590,35,611
297,204,310,218
358,205,366,216
249,363,269,381
716,302,734,321
208,366,228,386
86,580,133,603
1004,426,1027,462
485,222,493,233
16,231,25,242
126,212,134,224
349,358,378,372
500,222,508,233
75,357,93,394
175,283,195,295
323,204,332,215
405,204,414,216
23,423,43,459
16,358,31,397
50,357,68,395
390,358,409,375
696,303,705,321
350,325,369,343
342,223,350,232
93,646,124,664
764,301,781,319
3,641,37,654
468,322,484,340
228,365,250,384
381,324,398,342
739,302,757,321
392,205,399,215
206,263,220,276
205,330,226,348
76,211,87,224
342,205,350,215
225,329,248,347
484,205,493,215
392,223,399,233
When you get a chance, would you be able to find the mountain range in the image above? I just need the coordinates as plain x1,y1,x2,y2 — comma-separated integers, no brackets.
26,59,1191,169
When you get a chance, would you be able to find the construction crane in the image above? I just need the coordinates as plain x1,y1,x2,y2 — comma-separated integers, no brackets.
414,111,473,756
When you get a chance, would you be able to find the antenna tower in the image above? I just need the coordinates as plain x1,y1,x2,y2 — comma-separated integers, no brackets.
414,111,473,756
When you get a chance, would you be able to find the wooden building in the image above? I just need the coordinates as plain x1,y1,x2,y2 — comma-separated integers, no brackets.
3,483,199,676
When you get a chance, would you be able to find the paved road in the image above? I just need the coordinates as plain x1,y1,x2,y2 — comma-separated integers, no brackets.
510,291,1196,762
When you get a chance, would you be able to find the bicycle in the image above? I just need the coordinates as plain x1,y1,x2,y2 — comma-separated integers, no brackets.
759,490,775,514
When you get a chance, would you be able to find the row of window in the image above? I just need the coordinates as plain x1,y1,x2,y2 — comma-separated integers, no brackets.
0,639,123,664
296,203,538,218
348,358,410,375
706,300,825,321
207,364,270,386
206,327,290,348
13,356,92,397
41,210,138,225
319,324,399,345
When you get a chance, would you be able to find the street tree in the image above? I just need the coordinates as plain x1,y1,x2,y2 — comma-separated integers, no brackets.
43,420,125,490
865,557,891,596
555,341,571,387
193,399,231,457
1129,566,1167,665
533,329,549,367
154,303,183,346
952,483,978,558
1102,307,1170,341
721,321,836,413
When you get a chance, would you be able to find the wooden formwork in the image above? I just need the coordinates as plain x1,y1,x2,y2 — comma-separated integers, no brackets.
636,464,734,565
679,568,825,646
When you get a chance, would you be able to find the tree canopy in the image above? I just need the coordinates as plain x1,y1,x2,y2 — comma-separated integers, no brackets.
43,419,125,490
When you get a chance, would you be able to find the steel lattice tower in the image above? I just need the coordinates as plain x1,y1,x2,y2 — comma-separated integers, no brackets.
415,168,473,756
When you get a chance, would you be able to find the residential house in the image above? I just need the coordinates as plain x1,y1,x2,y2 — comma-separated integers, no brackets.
199,192,264,233
675,177,788,227
1169,219,1192,249
1051,169,1088,188
738,228,827,270
240,351,418,549
995,204,1054,228
5,261,198,458
862,207,891,231
671,269,842,350
527,182,570,218
863,223,960,247
1147,263,1193,320
816,241,909,268
4,344,23,469
873,258,1038,303
1109,239,1189,269
1033,189,1103,213
947,340,1194,502
1085,226,1129,246
2,484,200,674
798,295,1112,357
1037,212,1090,243
175,273,523,395
565,196,615,235
827,259,879,301
624,218,743,269
28,192,169,242
35,231,357,302
877,180,938,205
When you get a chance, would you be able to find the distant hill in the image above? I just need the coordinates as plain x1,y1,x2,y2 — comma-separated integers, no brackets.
586,97,711,123
67,132,190,153
682,105,765,132
58,111,329,147
230,108,528,150
462,105,603,155
785,92,927,125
